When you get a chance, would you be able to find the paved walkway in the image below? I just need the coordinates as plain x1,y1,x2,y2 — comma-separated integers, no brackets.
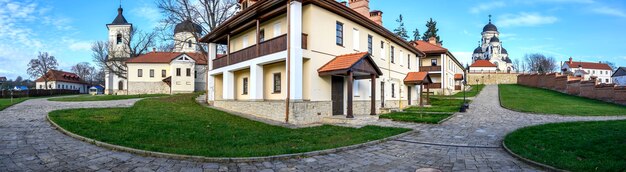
2,85,625,171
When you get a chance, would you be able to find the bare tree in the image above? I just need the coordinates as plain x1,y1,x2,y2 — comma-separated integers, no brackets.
601,61,616,71
94,68,106,86
92,28,158,79
71,62,95,84
513,59,520,73
524,53,557,74
27,52,58,89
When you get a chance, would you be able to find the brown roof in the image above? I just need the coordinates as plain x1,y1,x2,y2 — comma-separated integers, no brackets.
126,52,207,65
35,70,88,84
454,74,464,80
411,40,447,54
318,52,382,77
470,60,497,67
565,61,612,70
404,72,432,84
318,52,368,73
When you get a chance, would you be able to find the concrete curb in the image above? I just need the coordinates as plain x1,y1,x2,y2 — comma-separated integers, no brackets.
46,113,415,163
501,140,568,172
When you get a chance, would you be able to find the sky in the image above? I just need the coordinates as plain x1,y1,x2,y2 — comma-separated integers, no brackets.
0,0,625,80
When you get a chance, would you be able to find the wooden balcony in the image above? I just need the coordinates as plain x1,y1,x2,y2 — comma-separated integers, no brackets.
424,83,442,89
213,33,308,70
420,66,442,72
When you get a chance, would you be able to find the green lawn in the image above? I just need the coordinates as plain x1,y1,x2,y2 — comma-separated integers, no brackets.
49,94,409,157
380,112,453,124
499,84,626,116
48,94,167,102
504,120,626,172
0,97,29,110
432,84,485,98
404,98,465,113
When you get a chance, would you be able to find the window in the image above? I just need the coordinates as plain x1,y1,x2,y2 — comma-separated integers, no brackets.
188,40,192,48
242,77,248,95
194,71,197,79
273,73,281,93
138,69,143,77
162,70,166,77
150,69,154,78
352,28,359,50
390,46,395,63
380,41,385,60
259,29,265,42
116,34,122,44
399,50,404,66
273,22,281,37
391,83,395,98
336,21,343,46
186,68,191,77
176,68,181,76
118,81,124,90
353,80,360,97
242,35,248,47
431,59,437,66
367,35,373,54
407,54,411,69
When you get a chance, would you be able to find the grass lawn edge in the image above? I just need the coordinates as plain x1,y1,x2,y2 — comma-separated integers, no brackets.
501,139,567,172
46,104,414,162
47,94,168,102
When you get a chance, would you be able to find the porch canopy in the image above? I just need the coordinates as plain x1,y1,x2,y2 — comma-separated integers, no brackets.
318,52,383,118
404,72,432,106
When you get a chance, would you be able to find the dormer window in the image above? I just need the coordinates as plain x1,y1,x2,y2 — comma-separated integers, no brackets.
116,34,122,44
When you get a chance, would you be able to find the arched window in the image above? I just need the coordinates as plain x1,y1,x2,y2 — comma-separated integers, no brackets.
118,81,124,91
116,34,122,44
187,40,192,48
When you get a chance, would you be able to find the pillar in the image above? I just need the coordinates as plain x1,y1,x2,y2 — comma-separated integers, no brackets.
288,0,303,100
370,74,376,115
222,71,234,100
207,43,217,101
250,64,264,100
347,72,354,118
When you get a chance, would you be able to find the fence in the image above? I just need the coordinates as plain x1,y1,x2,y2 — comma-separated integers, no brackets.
0,89,79,98
517,73,626,105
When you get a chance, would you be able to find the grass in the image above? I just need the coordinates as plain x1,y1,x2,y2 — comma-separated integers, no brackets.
504,120,626,172
432,84,485,98
48,94,167,102
404,98,466,113
0,97,30,110
380,112,453,124
48,93,409,157
499,84,626,116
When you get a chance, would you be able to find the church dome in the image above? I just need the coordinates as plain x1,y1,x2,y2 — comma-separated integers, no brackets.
503,57,512,63
174,19,203,34
473,46,483,54
490,36,500,43
483,22,498,32
501,48,508,54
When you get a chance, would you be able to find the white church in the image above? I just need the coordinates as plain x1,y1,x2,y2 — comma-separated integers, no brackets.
471,15,514,72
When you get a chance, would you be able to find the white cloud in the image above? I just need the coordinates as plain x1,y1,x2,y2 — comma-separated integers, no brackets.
451,51,474,66
497,12,558,27
133,5,162,28
590,6,626,18
469,2,506,14
68,41,92,52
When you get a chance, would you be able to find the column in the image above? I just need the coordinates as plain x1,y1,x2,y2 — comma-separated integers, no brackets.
370,74,376,115
249,64,264,100
347,72,354,118
288,0,303,100
207,43,217,101
222,71,234,100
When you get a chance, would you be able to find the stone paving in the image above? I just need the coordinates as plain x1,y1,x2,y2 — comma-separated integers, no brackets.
1,85,625,171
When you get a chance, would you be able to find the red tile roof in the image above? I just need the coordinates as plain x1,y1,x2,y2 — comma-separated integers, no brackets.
411,40,447,54
404,72,432,84
565,61,612,70
35,70,88,84
470,60,497,67
454,74,464,80
126,52,207,65
318,52,369,73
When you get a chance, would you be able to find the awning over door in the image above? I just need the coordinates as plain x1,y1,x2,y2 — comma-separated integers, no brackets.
318,52,383,78
404,72,432,85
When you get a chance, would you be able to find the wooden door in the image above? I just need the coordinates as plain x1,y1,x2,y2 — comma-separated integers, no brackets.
331,76,344,115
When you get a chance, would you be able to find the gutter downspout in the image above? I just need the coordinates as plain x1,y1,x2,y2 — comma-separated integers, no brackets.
285,0,291,123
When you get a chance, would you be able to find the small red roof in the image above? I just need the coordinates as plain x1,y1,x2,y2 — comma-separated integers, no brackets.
566,61,612,70
454,74,464,80
470,60,497,67
126,52,207,65
318,52,369,73
411,40,447,54
404,72,432,84
35,70,88,84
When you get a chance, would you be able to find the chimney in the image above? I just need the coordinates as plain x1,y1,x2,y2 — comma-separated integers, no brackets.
569,57,572,64
428,37,438,45
369,10,383,25
348,0,370,18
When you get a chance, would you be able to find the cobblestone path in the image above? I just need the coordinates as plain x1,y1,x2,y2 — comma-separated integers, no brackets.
2,85,624,171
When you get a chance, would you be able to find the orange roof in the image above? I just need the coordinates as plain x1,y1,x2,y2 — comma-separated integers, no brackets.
411,40,447,54
318,52,368,73
35,70,88,84
565,61,612,70
404,72,432,84
470,60,497,67
454,74,464,80
126,52,207,65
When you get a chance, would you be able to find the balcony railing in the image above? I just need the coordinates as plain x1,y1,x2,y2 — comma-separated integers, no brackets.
213,34,288,69
420,66,442,72
424,83,442,89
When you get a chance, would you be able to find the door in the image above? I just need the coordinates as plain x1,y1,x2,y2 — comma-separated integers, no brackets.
331,76,344,115
380,82,385,107
407,86,411,105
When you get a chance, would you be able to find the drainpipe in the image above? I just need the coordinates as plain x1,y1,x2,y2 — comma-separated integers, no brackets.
285,0,291,123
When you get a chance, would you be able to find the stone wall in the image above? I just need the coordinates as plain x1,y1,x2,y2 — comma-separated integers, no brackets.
128,82,170,95
517,73,626,105
467,73,518,85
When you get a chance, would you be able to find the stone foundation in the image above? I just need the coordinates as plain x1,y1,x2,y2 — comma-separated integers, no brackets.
127,82,170,95
467,73,518,85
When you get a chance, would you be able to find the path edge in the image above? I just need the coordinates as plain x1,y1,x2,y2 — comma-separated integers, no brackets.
501,140,568,172
46,114,415,163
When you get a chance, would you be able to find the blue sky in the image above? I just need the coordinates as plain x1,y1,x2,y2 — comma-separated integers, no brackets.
0,0,625,80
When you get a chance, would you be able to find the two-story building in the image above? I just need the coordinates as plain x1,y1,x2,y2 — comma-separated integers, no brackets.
562,57,613,84
201,0,427,125
35,70,90,93
412,38,465,95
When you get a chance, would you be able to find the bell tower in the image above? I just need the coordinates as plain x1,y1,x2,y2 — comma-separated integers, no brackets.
106,5,132,59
